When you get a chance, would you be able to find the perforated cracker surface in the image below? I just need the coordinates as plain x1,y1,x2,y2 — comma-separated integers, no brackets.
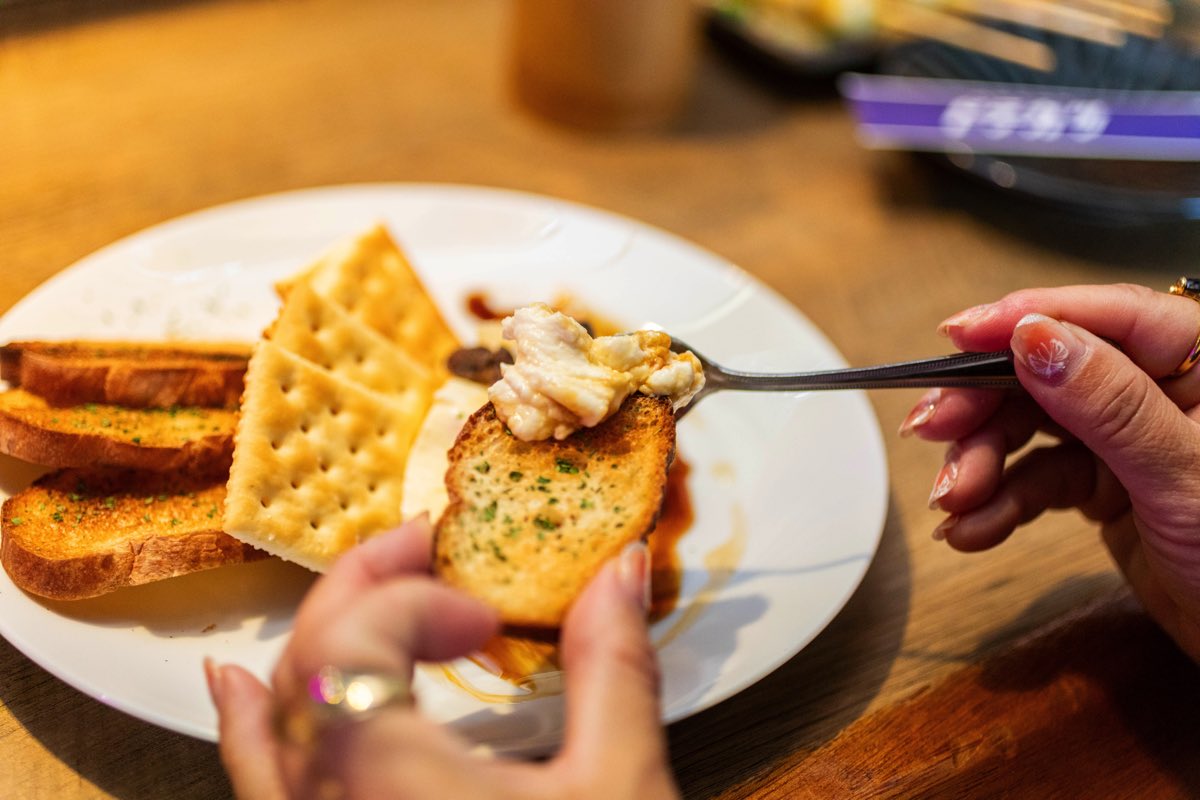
224,341,430,571
287,224,459,373
268,281,435,398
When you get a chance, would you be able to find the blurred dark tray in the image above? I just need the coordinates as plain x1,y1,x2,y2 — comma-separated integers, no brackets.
882,26,1200,224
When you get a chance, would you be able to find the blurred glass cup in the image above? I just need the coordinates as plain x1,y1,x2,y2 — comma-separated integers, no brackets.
510,0,701,131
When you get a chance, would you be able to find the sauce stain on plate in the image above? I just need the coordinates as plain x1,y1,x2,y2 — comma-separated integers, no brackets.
653,505,747,651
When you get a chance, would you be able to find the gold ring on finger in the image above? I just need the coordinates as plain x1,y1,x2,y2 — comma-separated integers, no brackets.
1168,276,1200,378
273,665,414,747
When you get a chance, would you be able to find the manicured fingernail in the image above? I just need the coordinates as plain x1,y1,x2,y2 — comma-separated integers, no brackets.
203,657,224,705
1011,313,1078,385
937,304,994,337
932,515,958,540
928,446,960,509
898,388,941,437
618,540,650,611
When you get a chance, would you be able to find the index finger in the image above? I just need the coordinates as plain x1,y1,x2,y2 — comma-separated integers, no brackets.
292,515,435,640
939,283,1200,381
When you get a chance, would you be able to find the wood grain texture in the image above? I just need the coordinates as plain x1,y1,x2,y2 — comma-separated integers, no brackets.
768,590,1200,799
2,0,1199,797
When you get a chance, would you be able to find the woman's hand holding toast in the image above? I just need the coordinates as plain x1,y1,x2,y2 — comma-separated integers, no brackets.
207,516,680,800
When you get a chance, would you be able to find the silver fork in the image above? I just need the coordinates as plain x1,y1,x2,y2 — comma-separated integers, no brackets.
671,338,1019,418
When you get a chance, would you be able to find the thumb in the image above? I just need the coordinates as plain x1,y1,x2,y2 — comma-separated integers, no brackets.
206,661,288,800
1012,313,1200,660
1010,313,1198,528
554,541,678,798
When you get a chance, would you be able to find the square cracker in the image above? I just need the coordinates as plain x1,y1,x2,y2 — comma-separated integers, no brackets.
224,341,430,571
267,280,436,399
281,224,460,374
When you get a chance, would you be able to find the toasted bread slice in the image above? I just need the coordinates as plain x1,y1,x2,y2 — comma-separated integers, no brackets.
434,396,675,628
0,390,235,474
1,468,265,600
0,341,250,409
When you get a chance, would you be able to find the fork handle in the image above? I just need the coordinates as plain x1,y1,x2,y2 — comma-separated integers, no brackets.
708,350,1019,392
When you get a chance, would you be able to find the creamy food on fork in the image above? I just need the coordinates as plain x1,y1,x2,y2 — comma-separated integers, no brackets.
488,303,704,442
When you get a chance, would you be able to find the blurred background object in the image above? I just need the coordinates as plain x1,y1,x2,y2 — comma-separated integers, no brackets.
704,0,1181,73
509,0,702,131
705,0,1200,223
703,0,883,74
869,28,1200,223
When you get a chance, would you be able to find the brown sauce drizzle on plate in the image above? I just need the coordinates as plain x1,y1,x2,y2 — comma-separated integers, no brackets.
465,292,507,321
648,458,692,623
463,291,618,337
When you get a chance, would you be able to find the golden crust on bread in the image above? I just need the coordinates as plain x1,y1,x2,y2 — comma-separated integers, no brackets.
1,468,263,600
0,389,236,474
434,396,675,627
0,340,249,409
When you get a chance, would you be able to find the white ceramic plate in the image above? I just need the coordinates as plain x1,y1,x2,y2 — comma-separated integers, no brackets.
0,184,887,755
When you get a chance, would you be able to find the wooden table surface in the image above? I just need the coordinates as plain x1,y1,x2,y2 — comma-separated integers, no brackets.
3,2,1200,798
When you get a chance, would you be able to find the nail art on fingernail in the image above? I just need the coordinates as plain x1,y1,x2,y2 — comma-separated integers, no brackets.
898,389,941,437
928,447,960,510
1012,313,1077,384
